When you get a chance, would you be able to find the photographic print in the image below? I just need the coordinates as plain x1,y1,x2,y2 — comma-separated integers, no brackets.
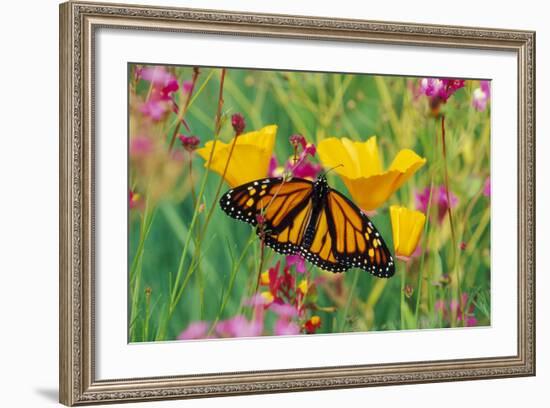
128,64,491,343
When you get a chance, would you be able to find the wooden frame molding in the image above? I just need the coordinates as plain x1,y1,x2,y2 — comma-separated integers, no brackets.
59,1,535,405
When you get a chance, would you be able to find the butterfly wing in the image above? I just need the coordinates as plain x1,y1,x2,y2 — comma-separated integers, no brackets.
326,189,395,278
299,204,348,272
220,177,314,255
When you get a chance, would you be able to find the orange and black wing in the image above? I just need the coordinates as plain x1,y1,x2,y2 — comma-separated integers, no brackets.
325,189,395,278
299,204,348,272
220,177,313,255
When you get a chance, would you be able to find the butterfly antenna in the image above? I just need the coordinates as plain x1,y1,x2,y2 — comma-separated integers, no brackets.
323,164,344,177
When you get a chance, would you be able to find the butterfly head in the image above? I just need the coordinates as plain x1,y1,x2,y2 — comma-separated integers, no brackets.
314,173,330,199
314,164,343,198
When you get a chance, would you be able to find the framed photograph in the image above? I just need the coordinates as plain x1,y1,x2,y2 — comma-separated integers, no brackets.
59,1,535,405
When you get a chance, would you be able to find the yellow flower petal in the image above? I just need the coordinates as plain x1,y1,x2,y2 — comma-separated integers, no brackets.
389,149,427,175
298,279,308,296
350,136,383,176
338,172,400,211
317,136,382,179
260,271,270,286
310,315,320,325
196,125,277,187
317,137,426,210
260,291,274,304
236,125,277,151
390,205,426,258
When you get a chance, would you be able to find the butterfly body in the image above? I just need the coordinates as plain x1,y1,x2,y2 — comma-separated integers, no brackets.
301,175,329,249
220,174,395,278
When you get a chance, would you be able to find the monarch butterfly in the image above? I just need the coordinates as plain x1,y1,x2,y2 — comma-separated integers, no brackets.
219,173,395,278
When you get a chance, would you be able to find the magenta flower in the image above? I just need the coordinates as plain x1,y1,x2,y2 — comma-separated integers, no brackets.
140,66,179,98
182,80,193,94
130,135,153,157
268,155,284,178
290,160,322,179
271,301,300,336
159,79,179,100
140,66,175,86
416,185,458,223
303,143,316,157
269,154,321,179
288,143,321,179
139,99,169,121
178,134,200,152
419,78,465,103
215,315,263,338
138,66,180,121
285,255,307,274
472,80,491,111
290,134,307,150
435,293,478,327
483,177,491,197
177,321,209,340
244,293,270,307
274,319,300,336
481,80,490,97
231,113,246,136
269,302,298,318
419,78,443,97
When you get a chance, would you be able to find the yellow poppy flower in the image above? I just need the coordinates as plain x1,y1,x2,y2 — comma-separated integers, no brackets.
390,205,426,259
196,125,277,187
317,136,426,211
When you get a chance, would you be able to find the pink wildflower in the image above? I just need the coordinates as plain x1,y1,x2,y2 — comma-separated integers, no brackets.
130,136,153,157
177,321,209,340
415,185,458,223
472,80,491,112
286,255,307,274
231,113,246,136
289,134,307,150
215,315,263,338
274,319,300,335
483,177,491,197
419,78,465,102
178,134,200,152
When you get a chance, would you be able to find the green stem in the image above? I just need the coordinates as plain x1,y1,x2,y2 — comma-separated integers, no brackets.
165,69,215,136
129,198,154,283
156,69,227,341
440,115,460,327
168,68,201,151
143,288,151,341
208,231,256,336
441,115,457,261
400,261,407,330
129,196,156,340
415,178,435,325
339,269,360,332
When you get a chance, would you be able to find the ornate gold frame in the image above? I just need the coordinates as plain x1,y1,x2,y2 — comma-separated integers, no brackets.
59,1,536,405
